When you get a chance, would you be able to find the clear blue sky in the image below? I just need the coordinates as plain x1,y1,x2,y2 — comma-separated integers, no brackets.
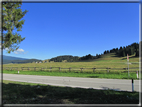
3,3,139,60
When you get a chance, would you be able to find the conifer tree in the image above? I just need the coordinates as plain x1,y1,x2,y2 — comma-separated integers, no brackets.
123,50,125,57
131,46,134,55
2,2,28,53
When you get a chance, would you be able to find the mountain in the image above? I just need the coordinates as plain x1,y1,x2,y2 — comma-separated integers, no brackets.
3,55,29,60
2,55,42,64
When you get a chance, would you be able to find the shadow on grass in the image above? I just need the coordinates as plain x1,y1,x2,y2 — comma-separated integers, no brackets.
87,76,99,78
110,53,121,57
2,81,139,104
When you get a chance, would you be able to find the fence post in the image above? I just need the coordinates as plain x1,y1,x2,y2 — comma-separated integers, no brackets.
107,67,109,73
50,67,51,72
28,67,29,71
59,67,61,71
69,67,71,72
34,67,36,71
11,67,12,71
80,68,83,72
93,68,96,73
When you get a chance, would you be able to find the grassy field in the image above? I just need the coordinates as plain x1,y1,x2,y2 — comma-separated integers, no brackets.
3,53,140,79
3,53,139,69
3,80,139,104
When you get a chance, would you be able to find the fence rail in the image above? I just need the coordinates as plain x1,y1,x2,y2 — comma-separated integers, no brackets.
3,67,139,73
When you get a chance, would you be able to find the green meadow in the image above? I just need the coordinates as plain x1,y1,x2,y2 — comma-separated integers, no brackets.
3,53,140,79
3,53,139,68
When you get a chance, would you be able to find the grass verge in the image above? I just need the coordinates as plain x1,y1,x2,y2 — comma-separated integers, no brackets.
3,80,139,104
3,70,139,80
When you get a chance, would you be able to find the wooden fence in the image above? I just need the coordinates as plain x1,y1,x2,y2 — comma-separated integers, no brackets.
3,67,139,73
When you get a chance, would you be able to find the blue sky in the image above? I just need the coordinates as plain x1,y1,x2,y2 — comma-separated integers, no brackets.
3,3,139,60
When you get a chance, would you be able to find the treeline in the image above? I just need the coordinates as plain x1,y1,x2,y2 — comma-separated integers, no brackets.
49,54,102,62
103,42,139,57
49,55,79,62
78,54,101,61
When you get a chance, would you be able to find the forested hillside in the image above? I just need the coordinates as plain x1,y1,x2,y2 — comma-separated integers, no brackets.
103,42,139,57
49,42,140,62
49,55,79,62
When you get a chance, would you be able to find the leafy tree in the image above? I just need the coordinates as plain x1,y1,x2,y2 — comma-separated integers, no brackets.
2,2,28,53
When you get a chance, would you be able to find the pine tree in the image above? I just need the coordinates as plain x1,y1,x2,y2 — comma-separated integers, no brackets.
131,46,134,55
104,50,107,54
2,2,28,53
123,50,125,57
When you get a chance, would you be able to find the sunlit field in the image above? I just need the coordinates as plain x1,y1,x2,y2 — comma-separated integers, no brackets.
3,53,140,79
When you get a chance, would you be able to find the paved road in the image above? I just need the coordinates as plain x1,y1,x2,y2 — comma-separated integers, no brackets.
3,74,141,92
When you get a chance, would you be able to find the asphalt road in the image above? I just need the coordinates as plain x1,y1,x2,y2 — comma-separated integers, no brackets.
3,74,141,92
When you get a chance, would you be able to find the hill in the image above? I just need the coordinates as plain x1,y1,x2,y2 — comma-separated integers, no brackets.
49,55,79,62
3,53,139,71
48,42,140,62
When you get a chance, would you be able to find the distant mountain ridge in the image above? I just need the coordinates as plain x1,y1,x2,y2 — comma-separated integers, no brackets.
3,55,42,64
3,55,29,60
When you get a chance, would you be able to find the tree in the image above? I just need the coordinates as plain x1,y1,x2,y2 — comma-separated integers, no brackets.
106,50,109,53
104,50,107,54
123,50,125,57
119,46,122,50
2,2,28,53
131,46,134,55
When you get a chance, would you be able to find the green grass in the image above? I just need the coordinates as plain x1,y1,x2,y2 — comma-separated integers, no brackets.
3,80,139,104
3,70,140,79
3,53,140,79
